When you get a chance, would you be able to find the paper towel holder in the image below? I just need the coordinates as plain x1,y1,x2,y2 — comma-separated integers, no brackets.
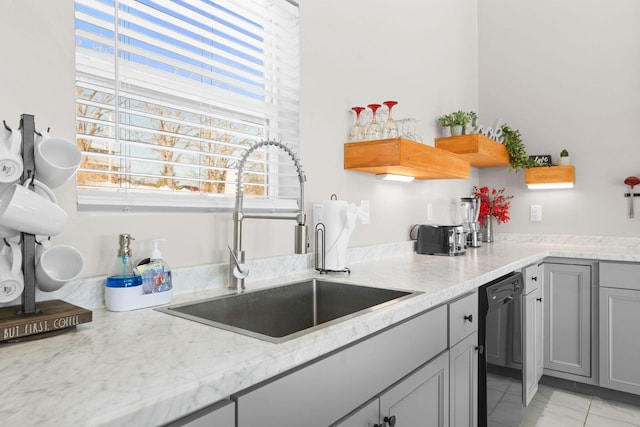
314,222,351,275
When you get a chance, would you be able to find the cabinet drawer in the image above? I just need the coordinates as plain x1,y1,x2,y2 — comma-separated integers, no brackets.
449,292,478,346
524,263,542,294
600,262,640,290
234,305,448,427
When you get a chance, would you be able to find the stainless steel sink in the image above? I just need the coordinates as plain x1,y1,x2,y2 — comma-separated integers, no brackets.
157,279,420,343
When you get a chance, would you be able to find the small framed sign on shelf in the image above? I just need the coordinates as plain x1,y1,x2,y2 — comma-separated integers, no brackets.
529,154,552,166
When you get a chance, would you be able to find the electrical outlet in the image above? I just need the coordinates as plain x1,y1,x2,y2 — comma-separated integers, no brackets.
530,204,542,222
427,203,433,221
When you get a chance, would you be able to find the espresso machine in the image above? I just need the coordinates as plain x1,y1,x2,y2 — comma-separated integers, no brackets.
460,197,482,248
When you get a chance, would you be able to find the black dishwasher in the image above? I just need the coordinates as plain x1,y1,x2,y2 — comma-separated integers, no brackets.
478,271,524,427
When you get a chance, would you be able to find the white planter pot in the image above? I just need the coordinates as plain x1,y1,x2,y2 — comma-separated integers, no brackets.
450,125,463,136
559,157,570,166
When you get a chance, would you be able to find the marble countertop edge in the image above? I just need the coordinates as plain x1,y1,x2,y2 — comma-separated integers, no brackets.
3,236,640,426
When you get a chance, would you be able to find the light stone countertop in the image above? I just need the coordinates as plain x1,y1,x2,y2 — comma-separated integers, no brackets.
2,238,640,427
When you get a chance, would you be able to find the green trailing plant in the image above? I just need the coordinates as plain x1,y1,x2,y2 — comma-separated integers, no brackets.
500,124,536,172
560,149,569,157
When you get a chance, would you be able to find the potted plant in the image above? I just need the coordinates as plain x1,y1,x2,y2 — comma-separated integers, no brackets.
500,124,536,172
437,114,453,136
468,111,478,131
451,110,470,136
559,149,570,165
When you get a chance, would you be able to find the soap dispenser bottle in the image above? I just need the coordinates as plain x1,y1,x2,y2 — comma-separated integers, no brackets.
105,234,143,311
106,234,142,288
141,239,172,294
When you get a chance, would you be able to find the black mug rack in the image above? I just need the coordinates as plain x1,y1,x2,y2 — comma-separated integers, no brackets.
18,113,37,315
0,114,91,343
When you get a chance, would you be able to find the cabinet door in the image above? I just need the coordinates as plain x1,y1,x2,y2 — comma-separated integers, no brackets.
450,332,478,427
523,286,542,406
535,285,544,383
332,399,379,427
380,352,449,427
599,287,640,395
543,263,591,377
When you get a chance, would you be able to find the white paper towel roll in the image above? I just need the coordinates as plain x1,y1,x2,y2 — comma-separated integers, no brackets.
321,199,358,270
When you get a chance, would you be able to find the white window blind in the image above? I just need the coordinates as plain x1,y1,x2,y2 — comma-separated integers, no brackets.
74,0,300,211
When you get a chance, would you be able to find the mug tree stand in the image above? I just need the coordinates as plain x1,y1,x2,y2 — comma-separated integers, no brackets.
0,114,91,343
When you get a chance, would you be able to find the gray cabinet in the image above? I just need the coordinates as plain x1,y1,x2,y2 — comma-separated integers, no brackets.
381,352,450,427
599,262,640,395
450,332,478,427
448,293,478,427
335,352,450,427
543,261,593,379
235,306,448,427
334,292,478,427
333,399,379,427
163,399,234,427
523,263,543,406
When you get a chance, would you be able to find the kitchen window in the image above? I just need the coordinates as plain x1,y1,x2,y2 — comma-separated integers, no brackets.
74,0,299,212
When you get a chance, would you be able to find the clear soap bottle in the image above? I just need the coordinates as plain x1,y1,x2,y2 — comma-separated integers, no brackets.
141,239,172,294
106,234,142,289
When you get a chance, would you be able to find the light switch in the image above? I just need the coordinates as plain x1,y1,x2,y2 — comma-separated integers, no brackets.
530,204,542,222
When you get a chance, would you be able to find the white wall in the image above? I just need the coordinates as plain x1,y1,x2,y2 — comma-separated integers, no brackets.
299,0,480,247
478,0,640,236
0,0,479,278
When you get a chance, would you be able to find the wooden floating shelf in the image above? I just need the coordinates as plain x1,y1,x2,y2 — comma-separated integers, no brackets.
434,133,509,167
525,165,575,186
344,138,470,180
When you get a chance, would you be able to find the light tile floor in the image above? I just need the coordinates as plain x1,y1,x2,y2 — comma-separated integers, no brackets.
522,384,640,426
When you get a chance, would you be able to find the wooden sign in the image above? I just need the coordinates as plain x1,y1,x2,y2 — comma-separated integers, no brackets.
0,299,92,342
529,154,552,166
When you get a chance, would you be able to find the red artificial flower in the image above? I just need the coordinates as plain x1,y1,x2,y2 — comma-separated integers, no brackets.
472,186,514,224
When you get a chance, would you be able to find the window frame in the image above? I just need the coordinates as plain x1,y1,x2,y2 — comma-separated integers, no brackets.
74,0,300,213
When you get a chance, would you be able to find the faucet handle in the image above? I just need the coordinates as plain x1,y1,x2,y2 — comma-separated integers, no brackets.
228,246,249,280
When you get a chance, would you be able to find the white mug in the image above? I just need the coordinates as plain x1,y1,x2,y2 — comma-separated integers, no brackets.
0,182,67,236
0,240,24,303
0,223,20,241
35,137,82,189
35,240,84,292
0,128,23,184
0,180,59,241
25,178,58,204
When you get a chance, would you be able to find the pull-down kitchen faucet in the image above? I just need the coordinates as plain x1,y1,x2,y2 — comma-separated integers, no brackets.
228,140,308,291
